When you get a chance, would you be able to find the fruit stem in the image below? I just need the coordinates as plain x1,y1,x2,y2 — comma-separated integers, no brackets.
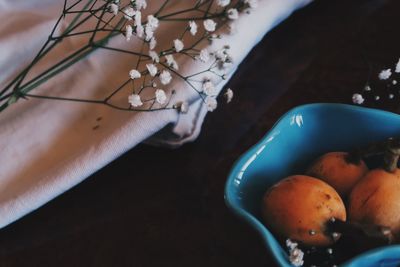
327,218,393,246
383,138,400,173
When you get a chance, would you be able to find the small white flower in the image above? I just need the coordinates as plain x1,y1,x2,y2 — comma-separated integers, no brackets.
352,93,364,105
136,0,147,10
286,239,298,250
125,25,133,41
134,11,142,27
395,58,400,73
224,88,233,103
149,37,157,49
227,8,239,20
202,80,217,96
222,56,233,69
198,49,210,62
123,7,135,20
214,49,226,60
128,94,143,107
129,69,141,80
286,239,304,267
289,248,304,267
245,0,258,8
175,101,188,114
165,54,179,70
146,63,158,76
173,39,184,52
217,0,230,7
145,25,154,41
147,15,159,30
393,80,398,85
205,97,217,112
109,3,119,15
149,50,159,63
189,21,198,36
136,24,144,38
155,89,167,104
203,19,217,32
379,69,392,80
159,70,172,85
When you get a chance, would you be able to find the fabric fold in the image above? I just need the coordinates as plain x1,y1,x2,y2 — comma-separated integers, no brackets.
0,0,311,228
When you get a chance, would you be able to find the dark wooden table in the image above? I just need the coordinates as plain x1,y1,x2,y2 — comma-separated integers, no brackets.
1,0,400,266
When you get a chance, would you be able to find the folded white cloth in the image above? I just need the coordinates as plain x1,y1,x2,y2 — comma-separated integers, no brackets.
0,0,310,228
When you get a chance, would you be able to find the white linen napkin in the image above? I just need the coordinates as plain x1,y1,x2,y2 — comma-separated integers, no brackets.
0,0,311,228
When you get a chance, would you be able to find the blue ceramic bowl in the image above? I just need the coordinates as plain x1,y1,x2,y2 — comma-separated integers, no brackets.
224,103,400,267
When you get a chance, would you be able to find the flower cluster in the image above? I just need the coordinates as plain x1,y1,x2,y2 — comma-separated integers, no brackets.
0,0,259,113
352,58,400,106
286,239,304,267
114,0,253,113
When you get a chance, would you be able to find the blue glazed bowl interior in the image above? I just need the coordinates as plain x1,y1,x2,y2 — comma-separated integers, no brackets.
225,103,400,267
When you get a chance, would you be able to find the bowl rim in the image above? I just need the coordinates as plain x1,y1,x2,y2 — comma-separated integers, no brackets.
224,103,400,267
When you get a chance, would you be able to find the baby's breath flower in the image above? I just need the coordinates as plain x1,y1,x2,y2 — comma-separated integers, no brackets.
222,56,233,69
189,21,198,36
134,11,142,26
227,8,239,20
165,55,179,70
214,49,226,60
217,0,231,7
198,48,210,62
395,58,400,73
136,0,147,10
224,88,233,103
136,24,144,38
175,101,188,114
146,63,158,76
289,248,304,267
378,69,392,80
204,19,217,32
128,93,143,107
155,89,167,104
149,50,160,63
205,96,218,112
286,239,304,267
125,25,133,41
159,70,172,85
245,0,258,8
123,7,135,20
145,25,154,41
149,37,157,50
109,3,119,15
202,80,217,96
147,15,159,30
213,47,233,69
129,69,141,80
352,93,364,105
173,39,184,52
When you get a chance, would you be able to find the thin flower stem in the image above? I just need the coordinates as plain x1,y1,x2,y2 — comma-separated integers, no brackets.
0,0,243,113
23,93,174,112
154,0,171,17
